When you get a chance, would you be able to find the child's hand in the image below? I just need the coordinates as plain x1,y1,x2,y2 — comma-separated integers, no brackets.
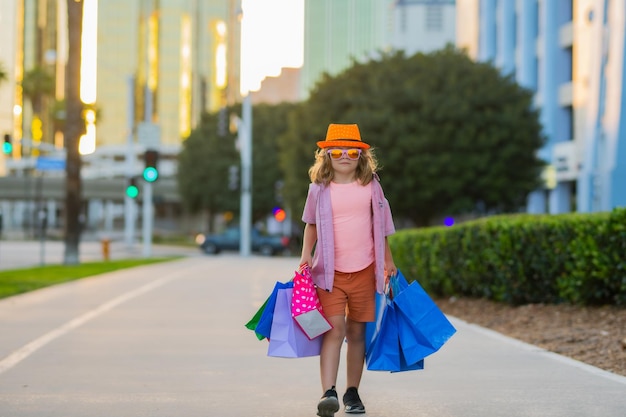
384,263,397,280
299,256,312,271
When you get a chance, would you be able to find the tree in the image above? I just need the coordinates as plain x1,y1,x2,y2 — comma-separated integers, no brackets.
21,65,55,116
250,102,298,220
177,110,240,232
177,102,297,231
277,102,317,218
63,0,84,265
281,46,545,226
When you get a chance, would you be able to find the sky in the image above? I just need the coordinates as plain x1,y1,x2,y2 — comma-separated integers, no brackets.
240,0,304,94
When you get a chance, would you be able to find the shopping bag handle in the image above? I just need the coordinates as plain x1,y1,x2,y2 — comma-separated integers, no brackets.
298,263,311,274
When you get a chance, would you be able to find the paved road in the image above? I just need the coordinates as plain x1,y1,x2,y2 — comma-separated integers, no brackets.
0,256,625,417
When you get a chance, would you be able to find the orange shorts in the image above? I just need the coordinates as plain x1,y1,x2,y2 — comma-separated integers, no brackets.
316,263,376,322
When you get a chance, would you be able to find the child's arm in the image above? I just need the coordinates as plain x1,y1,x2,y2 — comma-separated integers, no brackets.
299,223,317,268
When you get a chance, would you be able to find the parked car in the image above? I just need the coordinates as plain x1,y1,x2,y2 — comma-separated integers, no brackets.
197,227,290,256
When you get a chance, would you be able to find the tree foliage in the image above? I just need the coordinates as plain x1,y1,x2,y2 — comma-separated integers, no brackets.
177,102,297,229
177,111,240,229
21,65,55,115
179,47,545,230
250,102,298,218
281,46,545,226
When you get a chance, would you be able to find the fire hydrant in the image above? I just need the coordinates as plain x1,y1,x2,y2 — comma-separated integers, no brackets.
101,238,110,261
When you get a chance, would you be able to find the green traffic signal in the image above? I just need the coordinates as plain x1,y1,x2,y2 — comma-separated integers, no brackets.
2,134,12,155
126,184,139,198
143,167,158,182
143,149,159,182
126,177,139,198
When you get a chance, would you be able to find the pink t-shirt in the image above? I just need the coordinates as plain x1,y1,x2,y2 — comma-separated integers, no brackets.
329,181,374,272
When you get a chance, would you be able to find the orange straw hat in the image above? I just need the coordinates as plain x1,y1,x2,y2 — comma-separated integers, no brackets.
317,123,370,149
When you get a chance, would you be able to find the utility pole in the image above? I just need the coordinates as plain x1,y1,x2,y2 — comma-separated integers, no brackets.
124,76,137,247
142,86,155,258
239,94,252,256
142,173,153,257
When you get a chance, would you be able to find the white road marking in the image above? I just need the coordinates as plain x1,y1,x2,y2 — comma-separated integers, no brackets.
0,272,183,375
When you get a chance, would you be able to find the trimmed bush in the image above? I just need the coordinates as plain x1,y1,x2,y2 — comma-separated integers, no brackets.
390,208,626,306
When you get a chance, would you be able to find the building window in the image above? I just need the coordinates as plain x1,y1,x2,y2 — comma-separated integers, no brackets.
426,5,443,32
400,7,407,33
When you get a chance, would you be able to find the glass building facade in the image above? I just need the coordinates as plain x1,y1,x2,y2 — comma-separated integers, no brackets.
300,0,456,99
300,0,392,98
1,0,241,154
458,0,626,213
96,0,241,147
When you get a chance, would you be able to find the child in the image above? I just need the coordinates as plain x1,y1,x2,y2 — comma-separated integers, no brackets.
299,123,397,416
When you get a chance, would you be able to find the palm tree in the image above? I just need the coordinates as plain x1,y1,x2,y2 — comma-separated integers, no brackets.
64,0,84,265
21,65,55,116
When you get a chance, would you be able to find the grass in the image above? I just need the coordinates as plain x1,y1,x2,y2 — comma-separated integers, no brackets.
0,257,180,300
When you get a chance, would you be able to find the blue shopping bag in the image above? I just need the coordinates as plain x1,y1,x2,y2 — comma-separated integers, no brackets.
252,281,293,340
365,296,400,371
365,291,386,352
365,291,424,372
392,271,456,365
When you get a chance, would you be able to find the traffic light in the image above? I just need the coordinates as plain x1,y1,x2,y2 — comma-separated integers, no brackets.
273,206,286,222
2,134,12,155
126,177,139,198
143,149,159,182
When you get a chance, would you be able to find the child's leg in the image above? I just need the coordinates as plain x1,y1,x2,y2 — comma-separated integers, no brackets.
320,315,346,390
345,318,366,388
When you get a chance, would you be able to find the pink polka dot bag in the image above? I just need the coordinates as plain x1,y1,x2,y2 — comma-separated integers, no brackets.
291,266,333,340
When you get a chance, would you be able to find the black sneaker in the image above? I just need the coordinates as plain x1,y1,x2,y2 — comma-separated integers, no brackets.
343,387,365,414
317,387,340,417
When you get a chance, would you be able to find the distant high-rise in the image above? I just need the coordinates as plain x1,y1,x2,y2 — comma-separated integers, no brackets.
458,0,626,213
0,0,64,161
97,0,242,147
391,0,456,56
299,0,456,100
1,0,242,157
300,0,393,99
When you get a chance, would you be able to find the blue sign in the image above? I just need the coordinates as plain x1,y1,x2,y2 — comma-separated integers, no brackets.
36,157,66,171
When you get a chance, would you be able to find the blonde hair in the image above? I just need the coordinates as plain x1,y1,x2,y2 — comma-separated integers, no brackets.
308,147,379,185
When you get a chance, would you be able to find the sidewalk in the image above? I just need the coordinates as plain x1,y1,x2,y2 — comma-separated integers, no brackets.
0,239,199,271
0,256,624,416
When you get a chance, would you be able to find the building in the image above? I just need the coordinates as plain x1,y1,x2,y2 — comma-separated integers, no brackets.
1,0,241,164
298,0,456,100
96,0,241,149
300,0,392,99
250,68,301,105
0,0,66,170
392,0,457,56
457,0,626,213
0,0,243,238
0,0,21,177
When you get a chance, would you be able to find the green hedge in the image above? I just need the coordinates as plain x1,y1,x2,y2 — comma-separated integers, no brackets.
390,208,626,306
